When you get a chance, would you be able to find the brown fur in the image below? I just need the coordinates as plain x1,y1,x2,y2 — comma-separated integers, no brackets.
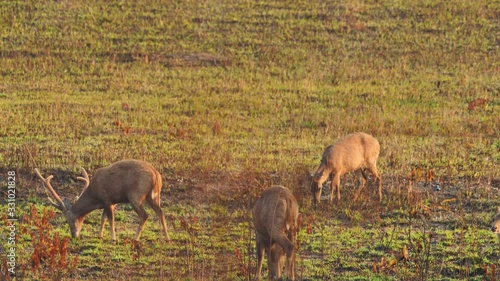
252,186,299,280
492,207,500,248
309,132,382,205
35,159,170,242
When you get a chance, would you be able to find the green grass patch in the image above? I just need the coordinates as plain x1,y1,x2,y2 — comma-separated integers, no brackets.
1,0,499,279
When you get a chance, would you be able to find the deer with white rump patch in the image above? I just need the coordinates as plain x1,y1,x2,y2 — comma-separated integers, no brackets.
309,132,382,205
35,159,170,242
253,186,299,280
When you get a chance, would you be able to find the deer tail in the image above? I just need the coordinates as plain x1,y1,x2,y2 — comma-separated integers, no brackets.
151,170,162,206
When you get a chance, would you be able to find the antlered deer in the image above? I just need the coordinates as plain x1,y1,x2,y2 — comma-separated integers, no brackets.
253,186,299,280
34,159,170,242
309,132,382,205
492,207,500,248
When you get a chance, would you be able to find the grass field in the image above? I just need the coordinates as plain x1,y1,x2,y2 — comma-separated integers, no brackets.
0,0,499,280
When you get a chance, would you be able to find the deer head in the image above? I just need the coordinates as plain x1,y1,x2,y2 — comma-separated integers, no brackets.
34,168,89,238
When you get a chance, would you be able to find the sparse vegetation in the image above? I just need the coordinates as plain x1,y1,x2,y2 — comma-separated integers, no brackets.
0,0,499,280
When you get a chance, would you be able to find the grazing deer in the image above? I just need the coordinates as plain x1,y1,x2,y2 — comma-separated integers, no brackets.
253,186,299,280
492,207,500,248
309,132,382,205
34,159,170,242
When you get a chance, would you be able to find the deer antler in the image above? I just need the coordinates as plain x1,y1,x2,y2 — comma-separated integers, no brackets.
76,167,90,198
34,168,67,211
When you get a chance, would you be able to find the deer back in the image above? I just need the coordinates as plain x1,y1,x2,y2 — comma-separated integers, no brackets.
253,186,298,240
324,132,380,173
76,159,159,208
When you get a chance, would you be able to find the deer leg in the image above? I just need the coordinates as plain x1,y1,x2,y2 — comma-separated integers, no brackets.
103,205,116,241
99,211,107,239
131,201,149,241
146,196,170,242
331,173,341,205
282,242,295,281
353,169,368,202
284,249,295,281
284,230,296,280
269,244,287,280
100,204,115,239
255,234,265,281
329,174,335,203
267,245,276,279
366,163,383,202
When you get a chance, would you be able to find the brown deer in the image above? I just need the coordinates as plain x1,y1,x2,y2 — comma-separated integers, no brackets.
253,186,299,280
34,159,170,242
492,207,500,248
309,132,382,205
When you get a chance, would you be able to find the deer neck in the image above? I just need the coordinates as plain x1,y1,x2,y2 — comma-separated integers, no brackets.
69,195,104,220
